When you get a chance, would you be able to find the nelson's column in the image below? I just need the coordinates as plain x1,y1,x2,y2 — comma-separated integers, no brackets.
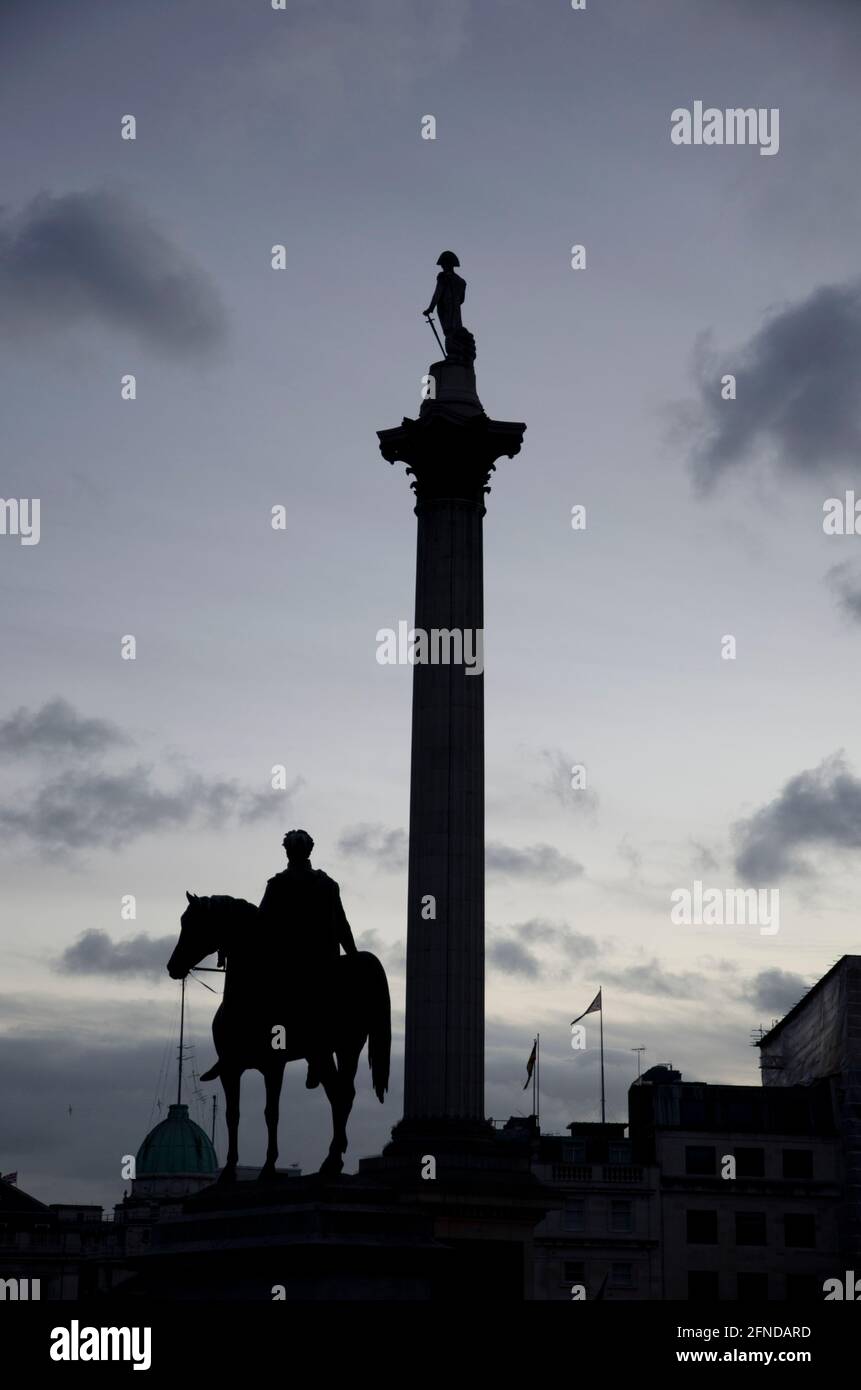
377,253,525,1145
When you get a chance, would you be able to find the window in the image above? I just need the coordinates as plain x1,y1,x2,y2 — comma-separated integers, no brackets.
563,1142,586,1164
737,1272,769,1300
734,1147,765,1178
608,1143,630,1165
685,1145,716,1176
610,1262,634,1288
610,1200,633,1233
688,1271,719,1300
735,1211,767,1246
564,1199,585,1232
782,1149,813,1180
784,1213,815,1248
687,1209,718,1244
563,1260,585,1284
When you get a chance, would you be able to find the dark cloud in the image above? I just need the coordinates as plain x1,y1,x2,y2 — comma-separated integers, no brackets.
486,842,583,883
337,823,408,870
683,280,861,490
0,188,228,356
746,968,811,1018
57,930,176,981
0,697,128,759
603,959,712,1000
0,764,297,851
0,1004,402,1206
733,753,861,881
238,782,305,825
826,561,861,624
488,920,598,980
488,938,542,979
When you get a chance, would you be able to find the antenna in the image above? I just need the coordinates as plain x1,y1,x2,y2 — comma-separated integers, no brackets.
177,976,186,1107
631,1046,646,1081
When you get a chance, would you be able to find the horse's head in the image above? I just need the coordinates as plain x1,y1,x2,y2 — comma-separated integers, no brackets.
167,892,220,979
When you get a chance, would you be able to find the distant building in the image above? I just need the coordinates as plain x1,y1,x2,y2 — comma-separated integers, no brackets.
0,1177,120,1299
629,1065,841,1300
526,1119,660,1300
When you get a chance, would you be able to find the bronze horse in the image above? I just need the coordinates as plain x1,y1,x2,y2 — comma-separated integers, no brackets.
167,893,391,1180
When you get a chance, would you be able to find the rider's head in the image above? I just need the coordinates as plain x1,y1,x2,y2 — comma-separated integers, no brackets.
282,828,314,866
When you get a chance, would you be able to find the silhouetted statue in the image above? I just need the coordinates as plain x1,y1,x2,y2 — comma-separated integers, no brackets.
423,250,476,364
259,829,357,1089
167,840,391,1181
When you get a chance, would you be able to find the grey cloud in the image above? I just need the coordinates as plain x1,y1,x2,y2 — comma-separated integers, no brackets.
0,698,129,758
827,561,861,624
337,823,408,870
57,930,176,981
488,938,542,979
239,781,305,824
540,749,599,816
517,918,598,963
0,765,298,851
683,280,861,490
690,839,720,875
337,827,583,882
733,753,861,881
486,842,583,883
488,920,598,980
354,928,405,976
746,968,811,1018
603,959,712,1000
0,188,228,356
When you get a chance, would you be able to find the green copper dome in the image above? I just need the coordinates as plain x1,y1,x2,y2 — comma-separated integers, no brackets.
136,1104,217,1177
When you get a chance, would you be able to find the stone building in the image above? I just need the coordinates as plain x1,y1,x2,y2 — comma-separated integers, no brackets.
757,953,861,1262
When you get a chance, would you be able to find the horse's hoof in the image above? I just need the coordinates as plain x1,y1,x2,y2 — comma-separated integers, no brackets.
256,1165,277,1183
216,1166,237,1186
318,1154,344,1178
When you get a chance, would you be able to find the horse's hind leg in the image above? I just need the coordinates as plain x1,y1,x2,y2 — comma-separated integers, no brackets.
319,1046,360,1177
217,1067,241,1184
258,1064,284,1182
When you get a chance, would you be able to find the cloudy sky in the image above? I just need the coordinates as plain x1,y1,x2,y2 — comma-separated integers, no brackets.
3,0,861,1207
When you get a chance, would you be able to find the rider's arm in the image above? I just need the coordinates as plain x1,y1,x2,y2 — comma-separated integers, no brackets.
333,887,358,955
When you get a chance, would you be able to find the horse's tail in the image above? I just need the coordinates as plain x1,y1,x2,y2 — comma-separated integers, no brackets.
200,1061,221,1081
359,951,390,1102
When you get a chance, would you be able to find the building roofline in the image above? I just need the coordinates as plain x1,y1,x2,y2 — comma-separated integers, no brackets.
756,954,858,1047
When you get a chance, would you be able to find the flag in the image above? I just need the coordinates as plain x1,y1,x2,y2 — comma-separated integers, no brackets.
523,1039,537,1090
1,1172,17,1184
571,988,602,1026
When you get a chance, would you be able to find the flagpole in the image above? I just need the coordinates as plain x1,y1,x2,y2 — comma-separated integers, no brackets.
599,992,605,1124
531,1035,537,1122
536,1033,540,1130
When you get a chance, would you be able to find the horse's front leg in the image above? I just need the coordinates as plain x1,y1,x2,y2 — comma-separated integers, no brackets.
257,1063,284,1181
318,1052,352,1177
217,1067,241,1184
